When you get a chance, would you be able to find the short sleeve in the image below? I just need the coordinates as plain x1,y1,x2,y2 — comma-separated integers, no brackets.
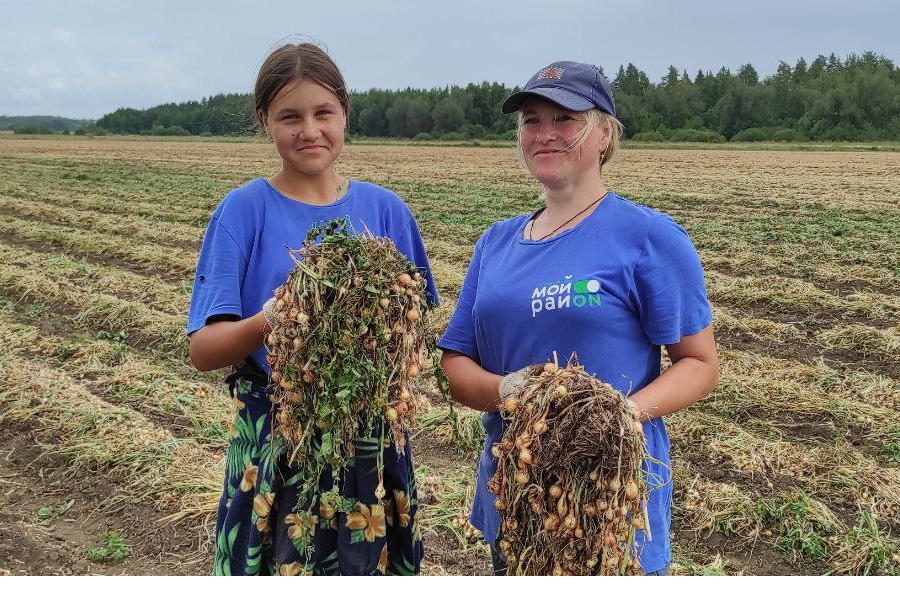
632,216,712,345
186,216,247,335
437,232,487,360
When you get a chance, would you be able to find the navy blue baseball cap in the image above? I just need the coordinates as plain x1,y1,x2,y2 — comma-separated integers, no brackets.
502,61,616,116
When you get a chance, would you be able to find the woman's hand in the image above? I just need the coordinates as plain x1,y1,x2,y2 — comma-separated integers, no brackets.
499,364,539,401
629,325,719,421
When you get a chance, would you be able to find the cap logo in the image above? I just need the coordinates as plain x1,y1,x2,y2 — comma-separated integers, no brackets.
537,66,565,80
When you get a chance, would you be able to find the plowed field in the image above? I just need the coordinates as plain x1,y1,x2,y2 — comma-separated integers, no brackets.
1,136,898,575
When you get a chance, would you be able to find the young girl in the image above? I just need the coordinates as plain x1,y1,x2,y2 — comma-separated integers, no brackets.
188,43,438,576
438,61,719,575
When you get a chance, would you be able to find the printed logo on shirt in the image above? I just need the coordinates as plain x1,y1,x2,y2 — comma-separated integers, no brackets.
530,274,602,318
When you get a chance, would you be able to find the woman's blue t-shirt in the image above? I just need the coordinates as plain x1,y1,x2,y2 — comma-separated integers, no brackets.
188,178,439,372
438,192,712,574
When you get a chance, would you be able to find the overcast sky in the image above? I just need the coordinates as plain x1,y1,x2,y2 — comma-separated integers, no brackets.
2,0,897,119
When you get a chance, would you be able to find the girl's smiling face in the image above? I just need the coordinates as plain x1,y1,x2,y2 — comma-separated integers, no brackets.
262,78,347,177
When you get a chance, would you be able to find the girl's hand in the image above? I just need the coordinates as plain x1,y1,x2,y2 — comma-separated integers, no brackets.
261,297,277,332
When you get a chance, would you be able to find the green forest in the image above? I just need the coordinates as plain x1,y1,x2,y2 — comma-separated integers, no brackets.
1,115,91,134
27,52,900,142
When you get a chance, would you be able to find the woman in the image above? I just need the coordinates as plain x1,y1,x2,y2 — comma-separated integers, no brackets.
188,43,437,575
438,61,719,575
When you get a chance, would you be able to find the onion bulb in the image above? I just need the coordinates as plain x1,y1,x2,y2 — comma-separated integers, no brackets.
544,515,560,531
624,480,639,500
556,495,567,518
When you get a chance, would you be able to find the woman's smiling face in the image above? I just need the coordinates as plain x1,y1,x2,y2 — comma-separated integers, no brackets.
519,98,607,188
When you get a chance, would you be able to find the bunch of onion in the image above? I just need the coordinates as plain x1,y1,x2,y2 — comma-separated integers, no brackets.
266,219,437,552
489,356,649,576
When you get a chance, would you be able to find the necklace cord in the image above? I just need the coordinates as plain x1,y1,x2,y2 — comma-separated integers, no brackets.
528,193,607,241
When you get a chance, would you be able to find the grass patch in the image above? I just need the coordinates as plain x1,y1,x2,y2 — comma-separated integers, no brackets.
831,512,900,575
86,532,132,563
35,499,75,521
417,464,486,552
415,405,485,454
754,491,841,560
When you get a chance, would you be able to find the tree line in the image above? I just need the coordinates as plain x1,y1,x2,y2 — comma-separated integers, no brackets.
2,115,91,134
72,52,900,141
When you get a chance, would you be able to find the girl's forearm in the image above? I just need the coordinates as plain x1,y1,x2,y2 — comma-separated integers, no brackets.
440,350,504,413
189,312,270,372
629,355,719,422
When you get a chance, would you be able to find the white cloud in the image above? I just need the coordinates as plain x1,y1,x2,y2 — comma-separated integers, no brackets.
13,87,42,100
52,28,73,44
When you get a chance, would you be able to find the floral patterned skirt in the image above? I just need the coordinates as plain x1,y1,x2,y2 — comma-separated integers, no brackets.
213,364,424,575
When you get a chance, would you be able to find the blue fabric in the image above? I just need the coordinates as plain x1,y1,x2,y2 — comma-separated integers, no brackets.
187,178,439,371
438,192,712,575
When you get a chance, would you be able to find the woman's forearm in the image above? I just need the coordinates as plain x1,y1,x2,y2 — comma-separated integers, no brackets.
189,312,270,372
630,326,719,422
629,355,719,422
440,350,504,413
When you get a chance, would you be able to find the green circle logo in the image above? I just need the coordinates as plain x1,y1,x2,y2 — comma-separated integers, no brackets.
574,279,601,294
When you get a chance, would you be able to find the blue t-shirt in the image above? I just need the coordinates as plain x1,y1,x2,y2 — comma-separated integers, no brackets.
438,192,712,574
188,178,439,372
